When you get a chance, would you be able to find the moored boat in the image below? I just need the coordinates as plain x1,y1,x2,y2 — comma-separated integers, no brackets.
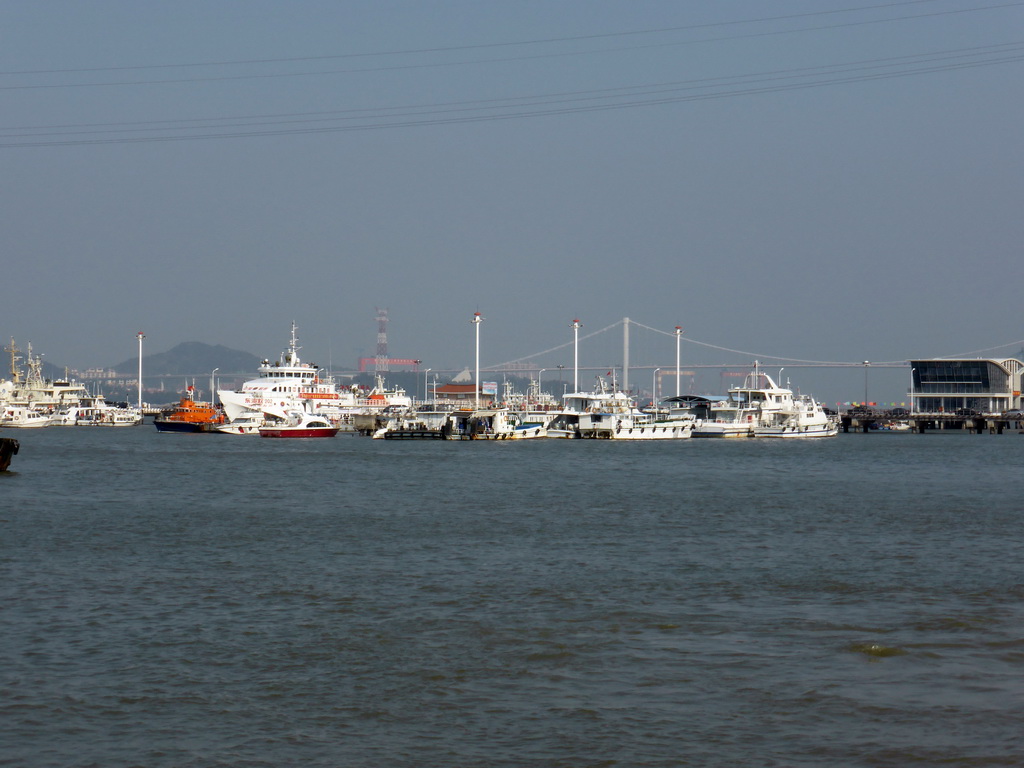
72,394,143,427
692,363,837,438
218,322,358,434
154,387,225,433
371,405,547,440
1,405,56,428
754,393,838,438
692,363,779,438
369,405,450,439
213,411,265,435
2,340,89,421
445,407,548,440
546,377,692,439
258,411,339,438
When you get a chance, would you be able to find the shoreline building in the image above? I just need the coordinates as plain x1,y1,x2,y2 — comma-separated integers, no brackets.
909,358,1023,414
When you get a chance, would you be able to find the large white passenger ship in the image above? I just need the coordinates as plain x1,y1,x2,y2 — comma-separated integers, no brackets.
217,323,355,432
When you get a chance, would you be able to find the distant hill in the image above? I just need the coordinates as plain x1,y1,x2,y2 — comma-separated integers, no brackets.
113,342,261,376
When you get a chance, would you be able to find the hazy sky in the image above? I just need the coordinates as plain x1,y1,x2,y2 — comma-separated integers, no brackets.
3,1,1022,403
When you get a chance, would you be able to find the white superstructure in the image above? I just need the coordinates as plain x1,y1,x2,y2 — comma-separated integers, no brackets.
217,323,357,433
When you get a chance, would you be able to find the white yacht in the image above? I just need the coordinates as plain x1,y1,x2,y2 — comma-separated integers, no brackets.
1,405,56,428
213,411,265,435
73,395,144,427
546,377,693,439
368,405,451,439
693,363,836,438
755,392,838,438
444,407,547,440
370,404,546,440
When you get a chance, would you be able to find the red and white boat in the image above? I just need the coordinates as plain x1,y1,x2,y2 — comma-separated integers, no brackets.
258,411,339,439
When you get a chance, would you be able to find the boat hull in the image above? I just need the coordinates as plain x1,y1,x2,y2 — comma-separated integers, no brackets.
76,414,143,427
755,425,839,438
154,419,220,433
215,423,263,435
1,409,54,428
692,421,755,438
258,426,339,438
608,422,692,439
0,437,19,471
547,423,691,439
375,428,446,439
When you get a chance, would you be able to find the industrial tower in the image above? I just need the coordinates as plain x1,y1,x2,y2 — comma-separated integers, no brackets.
375,307,389,372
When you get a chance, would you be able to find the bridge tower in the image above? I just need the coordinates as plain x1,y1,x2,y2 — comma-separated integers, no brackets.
375,307,389,372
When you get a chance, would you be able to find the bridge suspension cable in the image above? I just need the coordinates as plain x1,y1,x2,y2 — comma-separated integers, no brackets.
490,317,909,369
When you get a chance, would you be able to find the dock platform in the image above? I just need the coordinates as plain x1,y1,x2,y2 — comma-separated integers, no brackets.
841,411,1024,434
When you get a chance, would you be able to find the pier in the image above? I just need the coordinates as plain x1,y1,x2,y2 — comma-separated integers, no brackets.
841,410,1024,434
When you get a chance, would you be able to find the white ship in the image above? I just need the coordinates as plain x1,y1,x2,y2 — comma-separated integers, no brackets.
546,376,693,439
217,323,357,434
1,339,90,427
754,392,838,438
693,363,837,438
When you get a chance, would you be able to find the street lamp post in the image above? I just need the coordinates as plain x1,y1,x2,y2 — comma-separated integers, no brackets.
472,312,483,408
424,368,431,404
136,331,145,411
211,368,219,405
653,368,660,405
571,319,582,393
537,368,547,400
674,326,683,397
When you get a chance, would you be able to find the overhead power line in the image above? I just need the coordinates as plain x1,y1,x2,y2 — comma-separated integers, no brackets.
0,0,988,77
1,3,1020,93
1,41,1021,148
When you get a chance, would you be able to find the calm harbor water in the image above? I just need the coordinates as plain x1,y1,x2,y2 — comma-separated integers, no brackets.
2,428,1022,767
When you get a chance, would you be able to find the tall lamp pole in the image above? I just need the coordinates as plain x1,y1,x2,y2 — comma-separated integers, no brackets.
653,368,661,405
571,318,582,393
472,312,483,408
136,331,145,411
211,368,219,405
674,326,683,397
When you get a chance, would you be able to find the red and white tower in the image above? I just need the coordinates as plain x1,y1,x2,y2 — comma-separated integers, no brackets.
375,307,389,372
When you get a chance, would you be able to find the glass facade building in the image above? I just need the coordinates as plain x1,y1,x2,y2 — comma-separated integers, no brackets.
909,359,1023,414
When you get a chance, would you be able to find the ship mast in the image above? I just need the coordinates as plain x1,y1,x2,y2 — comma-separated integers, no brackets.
285,321,301,365
8,338,22,385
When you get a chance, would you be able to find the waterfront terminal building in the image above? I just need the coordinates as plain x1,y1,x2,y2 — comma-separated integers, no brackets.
909,358,1023,414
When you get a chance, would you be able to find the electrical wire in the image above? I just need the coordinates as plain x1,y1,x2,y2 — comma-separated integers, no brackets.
2,42,1021,147
0,0,979,77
